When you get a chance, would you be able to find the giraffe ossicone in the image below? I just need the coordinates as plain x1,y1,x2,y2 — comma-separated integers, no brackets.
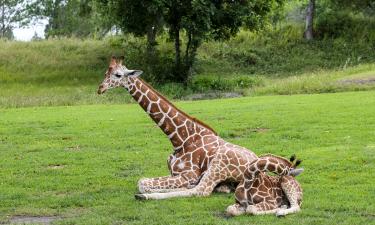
97,56,303,216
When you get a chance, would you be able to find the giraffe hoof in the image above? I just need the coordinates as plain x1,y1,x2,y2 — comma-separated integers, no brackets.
276,212,286,217
135,194,147,200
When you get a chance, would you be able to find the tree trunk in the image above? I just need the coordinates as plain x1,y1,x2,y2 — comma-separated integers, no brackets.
146,25,157,59
174,26,181,71
1,2,5,38
304,0,315,40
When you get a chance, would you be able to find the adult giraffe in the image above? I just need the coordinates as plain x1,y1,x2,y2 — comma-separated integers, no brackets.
98,56,263,200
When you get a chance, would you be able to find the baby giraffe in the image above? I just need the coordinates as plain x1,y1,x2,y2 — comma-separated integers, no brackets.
226,154,303,217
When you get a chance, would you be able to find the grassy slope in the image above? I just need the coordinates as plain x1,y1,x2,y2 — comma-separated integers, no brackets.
1,91,374,224
1,31,375,108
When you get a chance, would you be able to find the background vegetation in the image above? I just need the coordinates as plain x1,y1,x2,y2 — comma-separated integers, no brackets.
1,0,374,108
1,0,375,224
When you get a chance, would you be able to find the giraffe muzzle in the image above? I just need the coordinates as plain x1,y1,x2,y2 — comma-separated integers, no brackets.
97,85,107,94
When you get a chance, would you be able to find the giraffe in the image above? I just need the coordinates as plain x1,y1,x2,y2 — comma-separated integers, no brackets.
226,154,303,217
97,56,298,204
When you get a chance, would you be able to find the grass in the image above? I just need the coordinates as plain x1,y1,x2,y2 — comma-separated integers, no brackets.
1,90,374,224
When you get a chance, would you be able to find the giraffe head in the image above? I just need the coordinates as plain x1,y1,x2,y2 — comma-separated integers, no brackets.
97,56,143,94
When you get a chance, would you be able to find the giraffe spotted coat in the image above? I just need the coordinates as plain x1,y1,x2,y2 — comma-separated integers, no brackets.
98,57,303,216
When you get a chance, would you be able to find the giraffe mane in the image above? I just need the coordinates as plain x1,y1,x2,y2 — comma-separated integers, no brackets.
139,78,218,135
259,154,293,167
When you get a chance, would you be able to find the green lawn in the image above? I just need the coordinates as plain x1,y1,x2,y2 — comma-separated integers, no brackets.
1,91,374,224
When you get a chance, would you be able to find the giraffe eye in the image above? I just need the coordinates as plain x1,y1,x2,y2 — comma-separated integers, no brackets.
114,74,122,78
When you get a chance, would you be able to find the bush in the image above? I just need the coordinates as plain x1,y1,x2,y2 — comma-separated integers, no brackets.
189,75,263,92
315,11,375,42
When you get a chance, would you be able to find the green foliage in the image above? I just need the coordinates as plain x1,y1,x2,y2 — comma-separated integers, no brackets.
0,0,28,39
315,11,375,42
190,75,263,92
27,0,109,38
1,26,375,108
1,91,375,224
94,0,285,83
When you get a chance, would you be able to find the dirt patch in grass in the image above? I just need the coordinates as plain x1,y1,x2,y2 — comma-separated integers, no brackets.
184,92,243,100
47,164,65,169
339,77,375,85
65,145,81,151
9,216,60,225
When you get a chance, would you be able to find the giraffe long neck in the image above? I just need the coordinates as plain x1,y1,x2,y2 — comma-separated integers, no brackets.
125,77,216,150
248,155,292,177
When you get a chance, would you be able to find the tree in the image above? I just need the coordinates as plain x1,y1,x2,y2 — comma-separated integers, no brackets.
303,0,375,40
0,0,28,39
96,0,283,83
27,0,109,38
304,0,315,40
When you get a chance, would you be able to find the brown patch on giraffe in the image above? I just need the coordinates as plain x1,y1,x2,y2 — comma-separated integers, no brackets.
159,101,170,114
168,109,177,118
186,120,195,135
129,85,136,93
235,187,245,201
204,142,219,151
244,180,252,189
267,163,276,173
177,126,189,139
140,83,148,93
147,91,158,102
133,91,142,100
138,78,217,135
192,134,203,147
171,134,183,147
227,164,237,174
253,178,260,187
252,194,264,204
203,135,216,144
173,116,184,127
151,112,164,122
191,149,204,165
140,96,150,110
160,118,175,134
258,183,268,192
200,129,212,136
150,103,159,112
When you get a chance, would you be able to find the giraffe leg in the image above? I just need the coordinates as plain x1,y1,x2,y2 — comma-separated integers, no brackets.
135,158,227,200
214,183,233,193
275,176,303,217
138,175,192,194
226,203,246,216
246,202,278,215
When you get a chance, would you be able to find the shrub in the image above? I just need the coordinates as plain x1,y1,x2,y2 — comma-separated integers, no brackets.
189,75,263,92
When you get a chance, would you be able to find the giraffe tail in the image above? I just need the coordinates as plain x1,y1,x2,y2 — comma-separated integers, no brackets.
289,154,304,177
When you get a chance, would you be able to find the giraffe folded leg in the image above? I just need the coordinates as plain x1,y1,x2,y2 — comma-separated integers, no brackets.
246,202,278,215
226,203,246,216
214,184,233,193
275,176,303,217
275,206,301,217
136,160,227,200
138,175,193,194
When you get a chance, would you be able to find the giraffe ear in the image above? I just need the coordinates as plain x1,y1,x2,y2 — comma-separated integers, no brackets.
127,70,143,77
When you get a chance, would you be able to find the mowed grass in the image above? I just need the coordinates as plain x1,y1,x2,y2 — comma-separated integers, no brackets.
1,91,375,224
